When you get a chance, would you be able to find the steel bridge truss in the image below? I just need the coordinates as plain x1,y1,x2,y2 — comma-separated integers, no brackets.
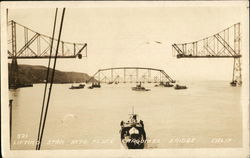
89,67,175,84
8,20,87,59
8,20,87,88
172,23,242,86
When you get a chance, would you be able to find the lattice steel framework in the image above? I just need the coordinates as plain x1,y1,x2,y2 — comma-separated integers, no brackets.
8,20,87,88
88,67,175,84
172,23,242,86
8,20,87,59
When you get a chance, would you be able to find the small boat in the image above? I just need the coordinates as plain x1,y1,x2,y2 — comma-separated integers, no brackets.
174,84,187,90
69,83,85,89
120,108,146,149
155,82,173,87
132,82,150,91
88,82,101,89
164,82,174,87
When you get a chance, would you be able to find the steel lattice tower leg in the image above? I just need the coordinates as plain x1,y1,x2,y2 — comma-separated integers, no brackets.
232,58,242,86
9,20,19,89
231,23,242,86
9,58,19,88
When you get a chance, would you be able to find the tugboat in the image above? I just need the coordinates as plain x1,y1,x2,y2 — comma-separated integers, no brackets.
174,84,187,90
88,82,101,89
120,108,146,149
69,83,85,89
131,82,150,91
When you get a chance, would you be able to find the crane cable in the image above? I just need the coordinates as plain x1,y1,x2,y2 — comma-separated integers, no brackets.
36,8,66,150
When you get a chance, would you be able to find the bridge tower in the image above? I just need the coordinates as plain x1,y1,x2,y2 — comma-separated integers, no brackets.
9,21,19,88
8,20,88,89
232,23,242,86
172,23,242,86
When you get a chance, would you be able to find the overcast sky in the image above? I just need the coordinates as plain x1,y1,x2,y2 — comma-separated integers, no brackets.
7,2,248,81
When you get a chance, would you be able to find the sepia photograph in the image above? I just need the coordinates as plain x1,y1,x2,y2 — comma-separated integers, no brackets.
1,1,249,158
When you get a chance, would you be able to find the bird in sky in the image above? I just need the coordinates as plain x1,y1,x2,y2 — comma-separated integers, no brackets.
154,41,162,44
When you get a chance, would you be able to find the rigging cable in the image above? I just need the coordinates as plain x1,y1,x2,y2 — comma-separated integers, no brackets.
36,8,66,150
35,8,58,150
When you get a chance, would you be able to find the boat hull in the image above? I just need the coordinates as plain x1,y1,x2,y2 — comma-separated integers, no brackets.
121,137,145,149
120,126,146,149
174,86,187,90
69,84,85,89
69,87,84,89
131,87,150,91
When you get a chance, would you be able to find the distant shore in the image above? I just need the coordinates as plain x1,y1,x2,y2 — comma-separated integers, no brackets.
8,64,95,85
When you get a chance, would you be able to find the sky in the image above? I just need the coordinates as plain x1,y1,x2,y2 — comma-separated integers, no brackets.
7,2,248,81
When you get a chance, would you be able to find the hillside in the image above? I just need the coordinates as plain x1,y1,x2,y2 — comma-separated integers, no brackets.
8,64,94,84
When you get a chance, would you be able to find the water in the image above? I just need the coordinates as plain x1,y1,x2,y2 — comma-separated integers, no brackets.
9,81,242,150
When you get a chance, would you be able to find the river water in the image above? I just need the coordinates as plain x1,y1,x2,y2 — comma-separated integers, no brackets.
9,81,242,150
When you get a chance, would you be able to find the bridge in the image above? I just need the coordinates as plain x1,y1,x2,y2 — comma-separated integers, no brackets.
88,67,175,84
172,23,242,86
8,20,87,88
